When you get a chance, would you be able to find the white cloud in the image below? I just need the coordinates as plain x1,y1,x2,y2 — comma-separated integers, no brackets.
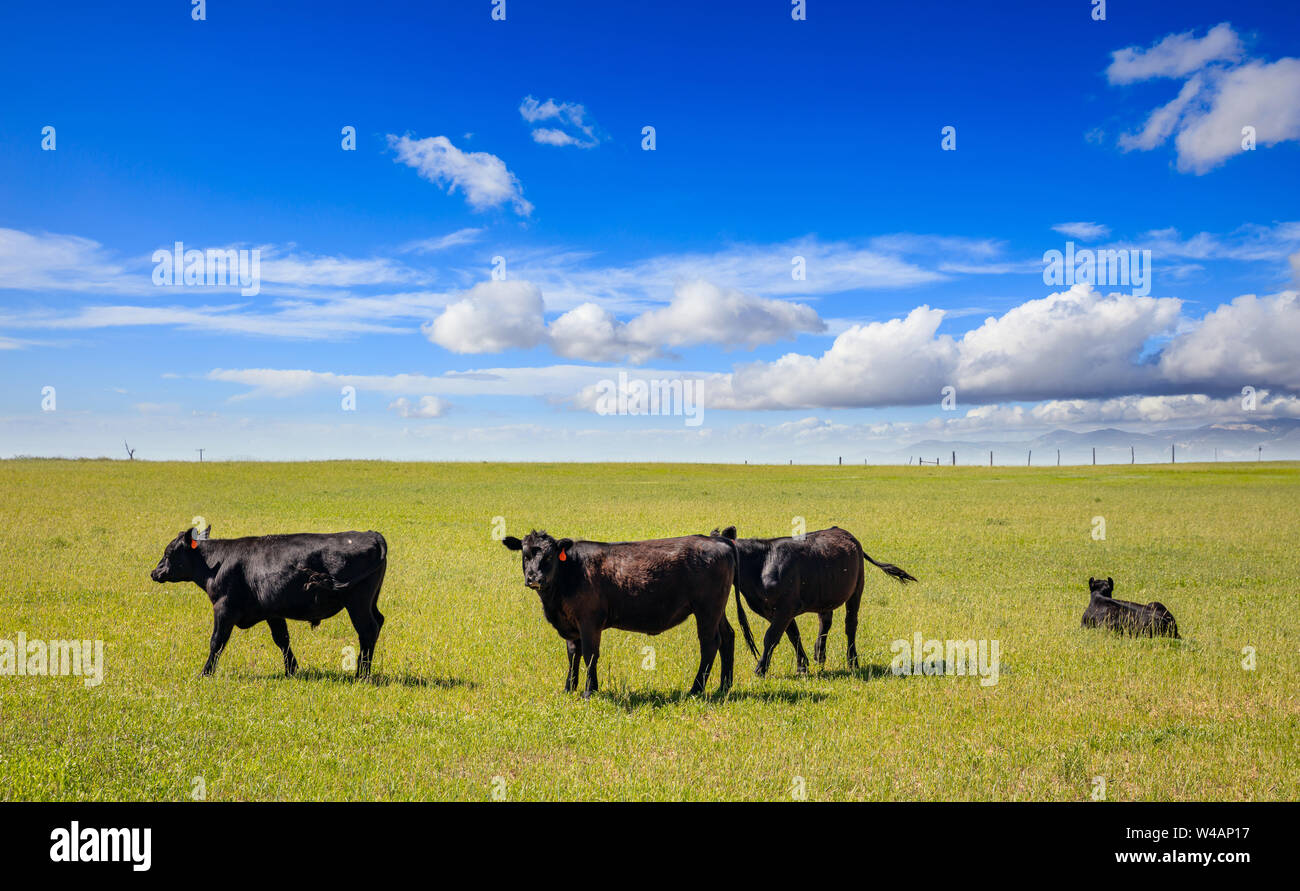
1106,22,1243,84
1108,24,1300,173
953,284,1182,401
0,228,131,293
519,96,600,148
397,228,484,254
388,395,450,419
1173,58,1300,173
1051,222,1111,240
1158,290,1300,391
422,280,547,353
704,284,1184,410
388,134,532,216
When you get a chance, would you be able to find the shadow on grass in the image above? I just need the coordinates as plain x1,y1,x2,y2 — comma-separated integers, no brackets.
796,662,903,682
261,667,477,689
602,685,832,710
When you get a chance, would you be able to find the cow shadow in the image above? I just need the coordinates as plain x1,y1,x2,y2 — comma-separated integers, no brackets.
275,667,477,689
813,663,903,682
604,685,831,710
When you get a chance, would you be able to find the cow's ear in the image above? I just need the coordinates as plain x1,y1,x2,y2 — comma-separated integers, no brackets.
1107,577,1114,589
502,536,522,551
197,524,211,541
721,526,737,540
183,528,194,546
1089,577,1095,585
556,538,574,556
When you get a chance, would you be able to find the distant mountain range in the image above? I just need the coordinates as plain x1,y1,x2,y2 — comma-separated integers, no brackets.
896,418,1300,465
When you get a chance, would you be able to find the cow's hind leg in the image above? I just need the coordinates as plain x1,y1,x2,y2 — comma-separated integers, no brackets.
844,588,863,670
785,621,810,675
267,617,298,677
690,613,722,696
717,616,735,694
813,611,833,665
345,570,385,679
755,610,794,678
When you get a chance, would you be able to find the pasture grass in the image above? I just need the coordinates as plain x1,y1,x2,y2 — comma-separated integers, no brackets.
0,459,1296,801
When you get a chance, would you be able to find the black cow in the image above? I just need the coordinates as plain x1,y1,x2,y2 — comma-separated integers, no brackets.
501,530,747,698
1081,577,1180,638
150,525,389,677
711,525,917,676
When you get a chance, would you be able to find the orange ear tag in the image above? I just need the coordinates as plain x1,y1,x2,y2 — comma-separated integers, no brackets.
191,540,198,549
558,550,567,562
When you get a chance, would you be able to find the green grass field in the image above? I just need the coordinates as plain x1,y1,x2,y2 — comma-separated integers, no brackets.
1,460,1296,801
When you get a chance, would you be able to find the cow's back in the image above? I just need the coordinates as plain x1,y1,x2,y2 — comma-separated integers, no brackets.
581,535,733,633
218,531,386,619
765,527,861,605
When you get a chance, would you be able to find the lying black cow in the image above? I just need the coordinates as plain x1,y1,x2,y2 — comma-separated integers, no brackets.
1081,577,1179,638
502,530,746,698
711,525,917,676
150,525,389,677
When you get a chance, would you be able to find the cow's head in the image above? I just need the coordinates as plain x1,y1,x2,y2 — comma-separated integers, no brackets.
150,524,211,583
1088,576,1114,597
501,529,573,592
708,526,738,540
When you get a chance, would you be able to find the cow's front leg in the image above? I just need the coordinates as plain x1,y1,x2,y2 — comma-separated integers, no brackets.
202,606,234,676
579,626,601,699
267,617,298,677
564,638,581,692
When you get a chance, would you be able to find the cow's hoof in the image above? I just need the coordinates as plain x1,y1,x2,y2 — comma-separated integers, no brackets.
581,690,593,700
753,666,767,678
795,665,809,677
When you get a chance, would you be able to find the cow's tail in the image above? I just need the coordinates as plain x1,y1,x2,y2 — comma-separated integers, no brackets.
862,546,918,584
720,534,759,659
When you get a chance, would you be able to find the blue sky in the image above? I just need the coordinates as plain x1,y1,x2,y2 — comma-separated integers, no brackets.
1,0,1298,461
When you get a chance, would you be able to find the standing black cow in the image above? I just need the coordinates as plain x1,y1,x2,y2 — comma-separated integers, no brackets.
711,525,917,676
150,525,388,677
501,530,746,698
1080,577,1180,638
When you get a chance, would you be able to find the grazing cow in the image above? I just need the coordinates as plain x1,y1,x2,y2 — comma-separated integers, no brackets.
1080,577,1180,638
501,530,747,698
711,525,917,676
150,525,388,677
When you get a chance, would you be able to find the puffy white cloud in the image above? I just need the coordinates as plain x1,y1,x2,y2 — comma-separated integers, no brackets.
622,280,823,353
427,277,823,362
1173,58,1300,173
548,302,645,362
704,285,1186,410
1051,222,1111,240
519,96,600,148
953,284,1182,401
388,395,450,419
423,280,547,353
1108,24,1300,173
718,305,957,409
388,134,532,216
1158,290,1300,391
1106,22,1243,84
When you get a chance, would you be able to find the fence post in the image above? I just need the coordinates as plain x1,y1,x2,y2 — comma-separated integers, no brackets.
1027,450,1032,466
1092,447,1096,466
